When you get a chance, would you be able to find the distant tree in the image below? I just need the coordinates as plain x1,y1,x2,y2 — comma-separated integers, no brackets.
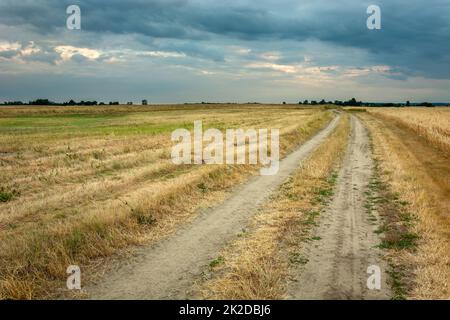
311,100,318,105
303,100,309,105
343,98,362,107
319,99,326,105
142,100,148,105
418,102,433,107
127,102,133,105
29,99,52,105
406,100,411,107
3,101,24,105
282,101,287,105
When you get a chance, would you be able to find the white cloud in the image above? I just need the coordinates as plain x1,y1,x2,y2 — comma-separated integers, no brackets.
54,45,102,61
0,41,21,52
260,52,281,61
246,61,340,76
140,51,186,58
343,65,391,78
20,42,41,56
227,46,251,55
247,62,297,73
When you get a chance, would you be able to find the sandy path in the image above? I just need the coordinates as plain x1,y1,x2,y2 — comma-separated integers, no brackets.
287,115,390,300
86,116,340,299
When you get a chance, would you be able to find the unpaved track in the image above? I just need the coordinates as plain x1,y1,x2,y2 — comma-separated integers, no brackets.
288,115,390,300
87,116,340,299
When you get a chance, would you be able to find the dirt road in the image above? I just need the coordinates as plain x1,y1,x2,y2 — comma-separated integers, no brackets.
87,116,340,299
287,115,390,300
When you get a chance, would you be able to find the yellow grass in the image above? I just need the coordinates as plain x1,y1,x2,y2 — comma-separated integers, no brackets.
0,104,332,299
360,113,450,299
200,114,350,299
366,107,450,154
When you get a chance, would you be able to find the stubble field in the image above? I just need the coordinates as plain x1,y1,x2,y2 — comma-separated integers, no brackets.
0,104,332,299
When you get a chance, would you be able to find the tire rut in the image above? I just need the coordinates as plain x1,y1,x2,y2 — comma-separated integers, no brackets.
287,115,390,300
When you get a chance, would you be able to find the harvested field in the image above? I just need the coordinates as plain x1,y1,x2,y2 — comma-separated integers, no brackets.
0,104,332,299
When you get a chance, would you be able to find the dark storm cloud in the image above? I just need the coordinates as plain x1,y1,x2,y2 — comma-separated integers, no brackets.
0,0,449,78
1,0,450,103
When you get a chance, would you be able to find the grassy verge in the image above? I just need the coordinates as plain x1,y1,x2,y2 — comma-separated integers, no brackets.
359,113,450,299
363,154,418,299
366,108,450,155
199,115,350,299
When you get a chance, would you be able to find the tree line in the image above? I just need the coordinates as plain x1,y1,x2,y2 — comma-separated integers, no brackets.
1,98,436,107
1,99,144,106
296,98,434,107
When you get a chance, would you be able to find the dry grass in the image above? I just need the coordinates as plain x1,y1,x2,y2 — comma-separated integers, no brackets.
0,104,332,299
360,113,450,300
366,107,450,154
200,115,350,299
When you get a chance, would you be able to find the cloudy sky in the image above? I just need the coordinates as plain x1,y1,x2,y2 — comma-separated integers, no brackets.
0,0,449,103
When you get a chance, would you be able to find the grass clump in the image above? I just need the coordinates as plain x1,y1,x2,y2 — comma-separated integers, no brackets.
209,256,225,269
0,186,20,203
